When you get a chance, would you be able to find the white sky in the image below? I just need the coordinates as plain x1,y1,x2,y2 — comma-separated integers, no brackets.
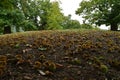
50,0,82,22
50,0,109,30
59,0,82,22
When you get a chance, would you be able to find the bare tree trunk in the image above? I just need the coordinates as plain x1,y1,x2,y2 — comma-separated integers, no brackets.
3,25,11,34
110,23,118,31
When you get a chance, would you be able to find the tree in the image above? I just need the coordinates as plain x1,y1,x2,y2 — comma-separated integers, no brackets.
0,0,65,33
0,0,27,33
1,0,84,34
19,0,38,31
76,0,120,31
20,0,61,30
45,1,64,30
38,0,52,30
62,15,81,29
0,0,14,34
28,0,64,30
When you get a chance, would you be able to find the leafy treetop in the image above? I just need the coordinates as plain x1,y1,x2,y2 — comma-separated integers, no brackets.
76,0,120,31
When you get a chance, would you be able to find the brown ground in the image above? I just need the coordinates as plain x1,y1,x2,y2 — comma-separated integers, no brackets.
0,30,120,80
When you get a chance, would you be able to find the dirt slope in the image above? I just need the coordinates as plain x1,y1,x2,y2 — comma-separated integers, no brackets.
0,30,120,80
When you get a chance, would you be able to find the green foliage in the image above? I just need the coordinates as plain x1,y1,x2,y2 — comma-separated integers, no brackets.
81,24,97,29
15,43,20,48
76,0,120,31
62,15,81,29
45,1,64,30
0,0,99,34
21,20,37,31
0,0,66,33
0,0,28,33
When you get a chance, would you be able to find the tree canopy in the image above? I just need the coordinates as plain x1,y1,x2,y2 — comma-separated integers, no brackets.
0,0,25,33
62,15,81,29
76,0,120,31
0,0,89,34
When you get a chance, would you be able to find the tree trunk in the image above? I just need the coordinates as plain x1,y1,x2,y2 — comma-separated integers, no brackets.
110,23,118,31
39,22,47,30
3,25,11,34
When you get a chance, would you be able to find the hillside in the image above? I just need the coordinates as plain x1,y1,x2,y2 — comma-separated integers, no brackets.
0,30,120,80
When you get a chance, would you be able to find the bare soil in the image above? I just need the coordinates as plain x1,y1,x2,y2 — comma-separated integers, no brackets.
0,30,120,80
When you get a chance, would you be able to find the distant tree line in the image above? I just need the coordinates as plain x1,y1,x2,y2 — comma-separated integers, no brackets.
0,0,96,34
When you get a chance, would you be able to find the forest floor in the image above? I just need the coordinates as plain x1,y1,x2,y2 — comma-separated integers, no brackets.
0,30,120,80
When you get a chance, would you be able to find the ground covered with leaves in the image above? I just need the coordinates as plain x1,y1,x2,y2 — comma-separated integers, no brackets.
0,30,120,80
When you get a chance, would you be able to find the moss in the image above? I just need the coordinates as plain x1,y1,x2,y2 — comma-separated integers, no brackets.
39,54,46,62
108,47,115,53
15,54,22,60
100,64,108,73
92,57,102,66
33,61,42,69
27,54,35,59
16,59,24,65
45,70,53,76
71,58,81,65
43,61,56,71
0,61,6,67
0,55,7,61
95,42,102,48
14,43,20,48
109,60,120,70
40,55,45,59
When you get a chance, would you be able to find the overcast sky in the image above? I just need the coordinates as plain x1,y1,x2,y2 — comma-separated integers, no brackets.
51,0,83,23
58,0,82,21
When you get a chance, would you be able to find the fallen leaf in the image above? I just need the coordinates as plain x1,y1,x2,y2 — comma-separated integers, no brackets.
38,70,46,76
55,63,64,69
23,76,32,80
45,71,53,76
38,47,47,51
